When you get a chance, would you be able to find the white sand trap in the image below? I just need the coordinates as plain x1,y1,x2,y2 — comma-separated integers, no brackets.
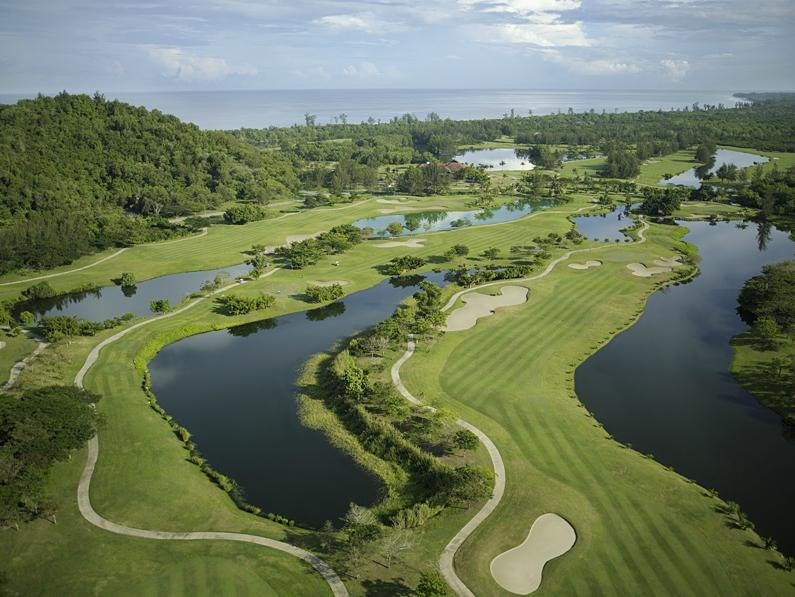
376,198,413,205
568,260,602,270
627,255,682,277
0,341,5,350
308,280,349,287
374,238,427,248
445,286,528,332
286,231,322,245
490,513,577,595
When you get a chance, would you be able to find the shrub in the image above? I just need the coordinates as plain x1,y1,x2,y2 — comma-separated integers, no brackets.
451,429,479,451
223,204,271,224
119,272,136,287
22,281,56,300
215,292,275,315
305,284,344,303
150,299,172,313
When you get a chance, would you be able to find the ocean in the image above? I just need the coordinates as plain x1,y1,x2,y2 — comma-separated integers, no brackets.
0,88,739,130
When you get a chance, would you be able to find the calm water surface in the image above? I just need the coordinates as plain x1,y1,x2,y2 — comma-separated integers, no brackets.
1,89,737,129
353,197,557,237
661,149,768,188
574,204,635,241
451,148,535,171
149,272,447,527
576,221,795,552
20,263,249,321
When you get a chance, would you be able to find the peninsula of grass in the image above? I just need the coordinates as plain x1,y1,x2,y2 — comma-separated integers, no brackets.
731,331,795,425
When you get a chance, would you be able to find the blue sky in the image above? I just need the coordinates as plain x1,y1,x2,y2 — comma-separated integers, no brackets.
1,0,793,93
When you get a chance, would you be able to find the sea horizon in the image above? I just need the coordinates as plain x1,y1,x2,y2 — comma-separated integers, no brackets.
0,88,740,130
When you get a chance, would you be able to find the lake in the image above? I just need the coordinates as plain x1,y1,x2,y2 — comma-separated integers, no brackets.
149,271,448,527
0,89,738,130
574,204,636,242
353,197,558,237
451,148,535,171
661,149,768,188
18,263,249,321
576,220,795,553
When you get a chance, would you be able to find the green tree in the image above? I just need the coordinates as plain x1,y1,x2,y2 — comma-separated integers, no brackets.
387,222,404,237
149,299,172,314
451,429,479,451
119,272,136,287
415,570,450,596
19,311,35,327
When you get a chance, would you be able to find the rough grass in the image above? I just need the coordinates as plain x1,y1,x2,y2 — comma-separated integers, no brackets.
636,149,698,187
399,222,794,595
0,330,37,385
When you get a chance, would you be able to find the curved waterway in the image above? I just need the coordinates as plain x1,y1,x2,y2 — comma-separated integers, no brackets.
19,263,249,321
573,203,635,241
353,197,559,237
149,272,447,527
576,220,795,552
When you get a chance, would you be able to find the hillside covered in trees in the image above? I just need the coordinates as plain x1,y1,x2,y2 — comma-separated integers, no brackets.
0,92,299,273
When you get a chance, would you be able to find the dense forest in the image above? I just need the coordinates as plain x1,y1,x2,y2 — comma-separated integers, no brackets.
230,94,795,166
2,92,795,275
0,92,299,273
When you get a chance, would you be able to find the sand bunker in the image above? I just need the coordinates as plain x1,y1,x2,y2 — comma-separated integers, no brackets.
286,231,322,245
0,341,5,350
374,238,427,248
445,286,528,332
490,513,576,595
568,260,602,270
627,255,682,277
376,198,413,205
308,280,349,287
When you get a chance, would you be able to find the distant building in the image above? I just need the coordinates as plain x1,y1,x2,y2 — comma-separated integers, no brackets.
443,160,465,173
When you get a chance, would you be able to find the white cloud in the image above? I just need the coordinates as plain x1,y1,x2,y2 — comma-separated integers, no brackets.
314,12,402,34
660,58,690,81
490,21,590,47
146,46,255,81
541,48,640,75
342,61,382,77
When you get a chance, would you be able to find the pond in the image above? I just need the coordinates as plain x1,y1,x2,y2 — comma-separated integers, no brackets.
576,220,795,553
149,271,448,528
19,263,250,321
451,148,535,171
353,197,559,238
573,204,635,242
660,149,768,188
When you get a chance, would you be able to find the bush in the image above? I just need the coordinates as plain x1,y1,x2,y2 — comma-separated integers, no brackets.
223,204,272,224
381,255,426,277
119,272,136,287
451,429,479,451
22,281,56,300
305,284,345,303
150,299,172,313
215,292,275,315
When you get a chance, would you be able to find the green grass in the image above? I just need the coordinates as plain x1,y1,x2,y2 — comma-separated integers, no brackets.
0,330,37,385
560,156,606,178
3,191,791,595
0,195,594,595
636,149,698,187
674,201,755,220
399,222,793,595
731,331,795,425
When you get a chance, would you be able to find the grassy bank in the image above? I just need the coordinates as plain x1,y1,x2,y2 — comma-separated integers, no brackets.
0,329,37,385
399,221,793,595
731,331,795,425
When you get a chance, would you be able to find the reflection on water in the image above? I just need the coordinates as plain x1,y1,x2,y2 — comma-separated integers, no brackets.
354,197,560,238
451,148,535,171
577,221,795,552
661,149,768,188
574,203,635,241
20,263,250,321
149,271,448,527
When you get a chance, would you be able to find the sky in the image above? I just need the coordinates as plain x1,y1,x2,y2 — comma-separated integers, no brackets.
1,0,794,93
